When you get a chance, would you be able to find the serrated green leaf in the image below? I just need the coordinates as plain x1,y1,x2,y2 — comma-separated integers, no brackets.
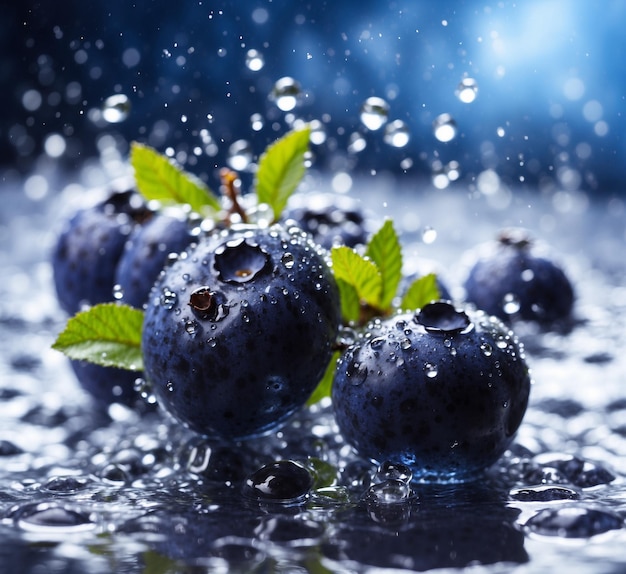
331,246,382,308
255,126,311,221
336,278,361,324
365,219,403,311
130,142,221,215
399,273,441,311
52,303,144,371
307,350,341,406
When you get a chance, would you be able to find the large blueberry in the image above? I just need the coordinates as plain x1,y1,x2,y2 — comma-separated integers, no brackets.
114,212,196,309
463,228,575,324
141,223,342,440
51,190,149,315
332,301,531,482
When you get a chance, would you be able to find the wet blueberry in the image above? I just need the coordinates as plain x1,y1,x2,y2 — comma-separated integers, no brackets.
332,301,531,482
463,228,575,325
141,223,341,439
242,460,314,502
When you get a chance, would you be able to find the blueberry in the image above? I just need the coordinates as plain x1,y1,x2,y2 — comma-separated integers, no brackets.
51,190,149,314
463,228,575,324
114,212,196,309
282,192,371,249
332,301,531,482
69,360,141,408
141,223,342,440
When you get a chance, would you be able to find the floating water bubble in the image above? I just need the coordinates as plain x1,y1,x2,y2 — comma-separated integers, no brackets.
360,97,390,131
347,132,367,153
433,113,457,142
250,113,264,131
227,139,253,171
271,77,301,112
308,119,327,145
422,226,437,244
383,119,410,147
102,94,131,123
455,77,479,103
245,49,264,71
502,293,521,315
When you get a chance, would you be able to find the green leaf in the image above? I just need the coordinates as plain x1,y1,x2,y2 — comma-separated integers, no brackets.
130,142,221,215
255,126,311,221
399,273,441,311
365,219,403,311
336,278,361,324
307,350,341,406
331,246,382,308
52,303,144,371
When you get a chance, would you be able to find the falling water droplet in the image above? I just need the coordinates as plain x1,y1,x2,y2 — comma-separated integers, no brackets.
455,77,479,103
227,139,253,171
245,49,265,71
102,94,131,123
433,113,457,143
422,226,437,244
383,120,410,147
360,97,390,131
271,77,301,112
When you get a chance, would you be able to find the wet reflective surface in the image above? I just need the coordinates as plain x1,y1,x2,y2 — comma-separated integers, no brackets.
2,170,626,572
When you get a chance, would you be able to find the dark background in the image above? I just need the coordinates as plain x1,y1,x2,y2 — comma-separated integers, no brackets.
2,1,625,192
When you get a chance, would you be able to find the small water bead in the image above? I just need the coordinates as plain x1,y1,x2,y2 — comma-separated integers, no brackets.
455,77,479,103
99,463,130,485
383,119,410,147
375,461,413,484
424,363,438,378
433,113,457,143
309,119,327,145
227,139,253,171
250,112,264,131
184,319,198,336
271,76,301,112
13,502,96,533
480,342,493,357
245,48,264,71
364,479,411,504
43,475,92,494
360,97,390,131
510,485,580,502
102,94,131,123
525,507,623,538
502,293,521,315
422,226,437,244
369,337,386,350
281,252,295,269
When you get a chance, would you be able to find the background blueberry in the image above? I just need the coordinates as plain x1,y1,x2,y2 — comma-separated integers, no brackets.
141,223,341,440
282,192,372,249
51,190,149,314
332,301,531,482
463,228,575,325
114,211,196,309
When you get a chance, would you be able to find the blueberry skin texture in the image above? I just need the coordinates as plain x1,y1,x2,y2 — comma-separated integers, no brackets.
282,192,370,249
463,231,574,324
332,302,531,482
114,213,195,309
141,223,342,440
52,190,149,315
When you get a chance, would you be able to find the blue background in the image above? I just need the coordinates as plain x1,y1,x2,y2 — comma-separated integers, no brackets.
2,1,625,191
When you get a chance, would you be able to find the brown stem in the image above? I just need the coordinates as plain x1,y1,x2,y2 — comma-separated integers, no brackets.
220,168,248,224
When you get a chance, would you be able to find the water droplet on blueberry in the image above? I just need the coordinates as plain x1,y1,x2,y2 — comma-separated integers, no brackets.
214,238,271,284
416,301,473,335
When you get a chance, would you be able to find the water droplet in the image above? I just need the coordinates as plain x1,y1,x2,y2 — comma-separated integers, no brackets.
365,479,411,504
416,301,473,335
422,226,437,244
245,48,264,71
480,342,493,357
102,94,131,123
271,77,301,112
433,113,457,142
160,287,178,310
250,112,264,131
13,502,96,533
521,268,535,282
346,358,368,385
502,293,521,315
375,461,413,484
360,97,390,131
166,381,174,392
369,337,385,350
281,252,295,269
424,363,438,378
242,460,313,503
400,338,412,350
455,77,479,103
227,139,253,171
184,319,198,335
383,119,410,147
112,284,124,300
214,238,271,283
